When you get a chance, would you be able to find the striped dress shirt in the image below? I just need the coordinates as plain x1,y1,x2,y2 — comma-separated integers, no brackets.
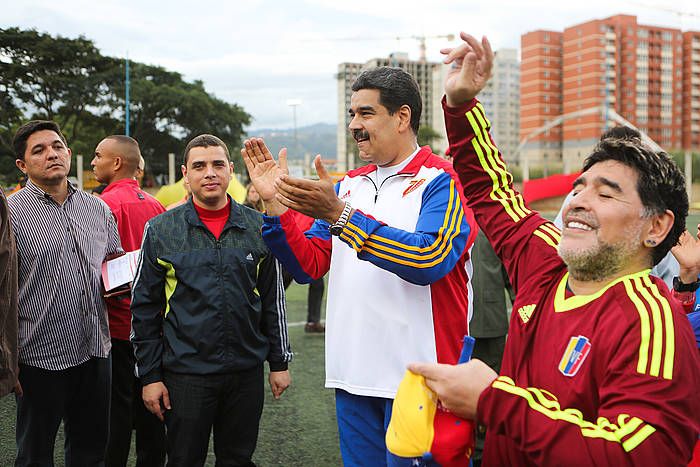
8,180,121,370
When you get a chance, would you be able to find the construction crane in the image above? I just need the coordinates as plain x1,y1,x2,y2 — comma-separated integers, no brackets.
315,34,455,62
630,2,699,19
401,34,455,62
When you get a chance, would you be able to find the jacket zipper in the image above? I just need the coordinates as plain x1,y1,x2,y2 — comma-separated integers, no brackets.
363,172,415,204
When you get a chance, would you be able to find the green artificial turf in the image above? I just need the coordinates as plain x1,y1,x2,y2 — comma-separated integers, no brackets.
0,281,341,466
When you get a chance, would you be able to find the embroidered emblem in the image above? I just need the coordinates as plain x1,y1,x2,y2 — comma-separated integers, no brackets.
559,335,591,377
340,189,351,200
246,253,254,261
402,178,426,197
517,304,536,323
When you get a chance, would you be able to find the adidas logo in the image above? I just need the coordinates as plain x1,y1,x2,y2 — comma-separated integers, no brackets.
246,253,254,261
517,304,536,324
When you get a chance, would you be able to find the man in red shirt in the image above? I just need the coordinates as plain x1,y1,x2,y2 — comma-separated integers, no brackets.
91,135,166,466
410,32,700,465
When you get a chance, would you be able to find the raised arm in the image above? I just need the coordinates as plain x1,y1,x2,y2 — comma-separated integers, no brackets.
444,33,564,291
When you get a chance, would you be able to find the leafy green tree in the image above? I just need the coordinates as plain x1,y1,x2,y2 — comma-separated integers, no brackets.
417,125,442,147
105,61,250,174
0,28,115,159
0,28,251,184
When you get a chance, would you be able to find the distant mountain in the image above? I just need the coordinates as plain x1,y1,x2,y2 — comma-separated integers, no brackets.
246,123,337,160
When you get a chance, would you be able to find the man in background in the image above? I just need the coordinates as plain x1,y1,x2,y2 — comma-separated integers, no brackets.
91,135,166,466
0,186,18,399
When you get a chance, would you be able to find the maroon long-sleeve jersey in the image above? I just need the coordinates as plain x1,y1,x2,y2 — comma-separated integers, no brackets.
445,97,700,466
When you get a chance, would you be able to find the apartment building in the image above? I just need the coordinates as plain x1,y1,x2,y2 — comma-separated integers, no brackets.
522,14,694,173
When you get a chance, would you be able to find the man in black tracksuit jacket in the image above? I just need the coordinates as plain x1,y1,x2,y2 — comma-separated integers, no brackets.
131,134,292,466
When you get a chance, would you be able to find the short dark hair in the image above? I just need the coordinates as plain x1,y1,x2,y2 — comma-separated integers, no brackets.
104,135,141,174
583,128,688,265
13,120,67,161
106,134,140,150
183,134,230,166
351,67,422,134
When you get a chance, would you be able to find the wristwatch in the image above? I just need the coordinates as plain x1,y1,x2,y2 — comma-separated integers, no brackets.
673,276,700,293
329,201,352,236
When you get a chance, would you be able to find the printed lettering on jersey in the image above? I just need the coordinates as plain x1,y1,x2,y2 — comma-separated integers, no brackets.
340,189,351,200
402,178,426,197
517,304,536,323
559,335,591,377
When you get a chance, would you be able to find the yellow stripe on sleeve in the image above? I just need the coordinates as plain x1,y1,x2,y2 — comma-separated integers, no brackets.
622,424,656,452
339,228,363,252
362,210,463,263
492,376,656,452
366,180,461,255
472,104,532,218
341,181,466,267
632,277,664,378
623,279,651,375
156,259,177,317
533,230,558,249
643,276,675,380
539,223,562,240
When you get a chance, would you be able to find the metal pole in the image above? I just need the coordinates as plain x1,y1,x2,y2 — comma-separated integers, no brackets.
76,154,84,190
293,105,298,156
286,98,302,170
686,150,693,205
125,54,130,136
523,150,530,182
168,153,175,185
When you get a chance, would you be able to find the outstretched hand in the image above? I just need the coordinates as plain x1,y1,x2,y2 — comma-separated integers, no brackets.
671,225,700,284
241,138,289,215
275,155,345,223
442,32,494,107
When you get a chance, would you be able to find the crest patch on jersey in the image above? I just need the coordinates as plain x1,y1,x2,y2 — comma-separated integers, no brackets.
402,178,426,197
558,335,591,377
517,304,536,323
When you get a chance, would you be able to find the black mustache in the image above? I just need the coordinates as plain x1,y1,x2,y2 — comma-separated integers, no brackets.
352,129,369,141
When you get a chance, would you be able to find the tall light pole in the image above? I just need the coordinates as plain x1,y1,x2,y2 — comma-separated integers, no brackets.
125,53,130,136
287,98,302,159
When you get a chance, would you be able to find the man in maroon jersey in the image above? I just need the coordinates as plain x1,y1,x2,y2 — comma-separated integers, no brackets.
410,32,700,465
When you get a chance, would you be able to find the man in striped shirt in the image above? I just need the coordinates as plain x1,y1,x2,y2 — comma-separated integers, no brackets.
8,120,121,466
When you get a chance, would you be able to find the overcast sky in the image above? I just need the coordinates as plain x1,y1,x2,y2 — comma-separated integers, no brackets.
3,0,700,130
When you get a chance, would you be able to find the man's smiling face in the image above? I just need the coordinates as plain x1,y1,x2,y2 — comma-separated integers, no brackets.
558,160,649,281
347,89,405,167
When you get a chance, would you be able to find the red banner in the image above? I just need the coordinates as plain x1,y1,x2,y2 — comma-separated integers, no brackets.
522,172,581,203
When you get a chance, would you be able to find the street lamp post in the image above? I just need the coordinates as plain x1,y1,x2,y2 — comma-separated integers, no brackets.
287,98,302,171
